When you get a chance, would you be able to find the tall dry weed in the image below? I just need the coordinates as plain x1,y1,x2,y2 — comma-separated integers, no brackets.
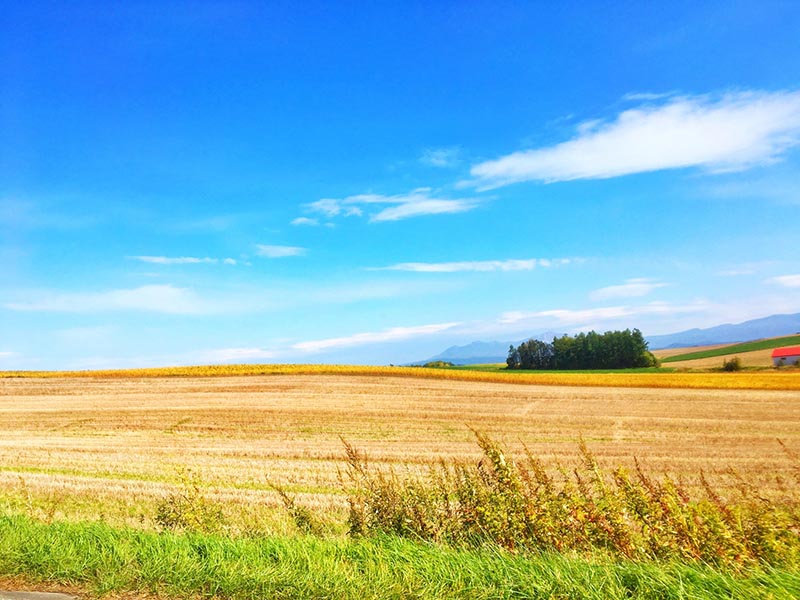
337,432,800,566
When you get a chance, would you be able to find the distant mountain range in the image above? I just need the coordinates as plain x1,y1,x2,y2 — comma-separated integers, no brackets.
414,331,564,366
412,313,800,365
645,312,800,349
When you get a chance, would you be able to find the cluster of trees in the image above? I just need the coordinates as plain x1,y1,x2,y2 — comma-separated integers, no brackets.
506,329,658,370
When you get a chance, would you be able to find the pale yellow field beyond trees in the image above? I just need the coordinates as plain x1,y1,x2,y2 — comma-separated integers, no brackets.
2,372,799,534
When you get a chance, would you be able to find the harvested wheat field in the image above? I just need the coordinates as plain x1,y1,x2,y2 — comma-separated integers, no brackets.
2,373,799,533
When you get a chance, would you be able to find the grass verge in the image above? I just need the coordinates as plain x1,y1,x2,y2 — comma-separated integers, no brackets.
1,513,798,599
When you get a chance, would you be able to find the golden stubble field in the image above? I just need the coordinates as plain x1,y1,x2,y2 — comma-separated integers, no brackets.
2,374,799,531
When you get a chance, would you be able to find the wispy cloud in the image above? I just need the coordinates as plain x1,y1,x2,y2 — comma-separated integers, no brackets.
302,188,480,223
374,258,571,273
292,322,461,353
590,278,667,301
469,90,800,188
622,91,677,102
420,147,462,168
130,256,237,265
766,274,800,288
255,244,307,258
290,217,320,226
0,351,16,359
499,301,710,326
5,285,214,314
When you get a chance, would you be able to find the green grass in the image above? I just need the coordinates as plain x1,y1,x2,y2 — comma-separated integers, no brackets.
661,335,800,363
1,513,798,599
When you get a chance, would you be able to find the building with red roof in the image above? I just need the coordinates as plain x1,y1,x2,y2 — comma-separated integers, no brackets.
772,346,800,366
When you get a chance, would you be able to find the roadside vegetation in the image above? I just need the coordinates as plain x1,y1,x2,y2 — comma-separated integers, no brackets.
1,433,799,599
339,433,800,566
4,513,799,599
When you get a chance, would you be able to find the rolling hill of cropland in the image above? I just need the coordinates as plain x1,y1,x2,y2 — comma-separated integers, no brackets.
659,333,800,364
656,347,777,369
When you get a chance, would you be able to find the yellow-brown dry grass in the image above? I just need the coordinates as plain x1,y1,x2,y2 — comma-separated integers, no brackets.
2,363,800,390
1,374,799,533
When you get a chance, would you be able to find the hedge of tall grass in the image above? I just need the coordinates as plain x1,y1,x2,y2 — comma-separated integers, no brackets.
338,432,800,567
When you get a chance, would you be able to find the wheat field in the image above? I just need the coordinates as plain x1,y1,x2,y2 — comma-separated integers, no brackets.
2,373,799,533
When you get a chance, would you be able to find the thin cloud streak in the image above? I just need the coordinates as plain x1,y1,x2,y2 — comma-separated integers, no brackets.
130,256,237,265
4,285,215,314
290,217,320,226
292,322,462,353
469,90,800,188
499,301,711,326
375,258,571,272
590,278,667,301
255,245,307,258
301,188,480,223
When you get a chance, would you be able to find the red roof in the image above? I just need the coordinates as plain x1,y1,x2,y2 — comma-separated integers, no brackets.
772,346,800,358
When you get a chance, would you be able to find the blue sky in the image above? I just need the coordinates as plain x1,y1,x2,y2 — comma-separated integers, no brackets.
2,1,800,369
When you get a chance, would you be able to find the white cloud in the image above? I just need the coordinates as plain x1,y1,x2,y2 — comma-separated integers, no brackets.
766,274,800,288
290,217,320,226
0,351,16,358
622,91,676,102
371,198,475,222
499,301,710,326
255,244,307,258
130,256,237,265
292,322,462,353
307,199,344,218
5,285,212,314
376,258,571,272
469,90,800,188
590,278,667,301
303,188,480,223
420,147,461,168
